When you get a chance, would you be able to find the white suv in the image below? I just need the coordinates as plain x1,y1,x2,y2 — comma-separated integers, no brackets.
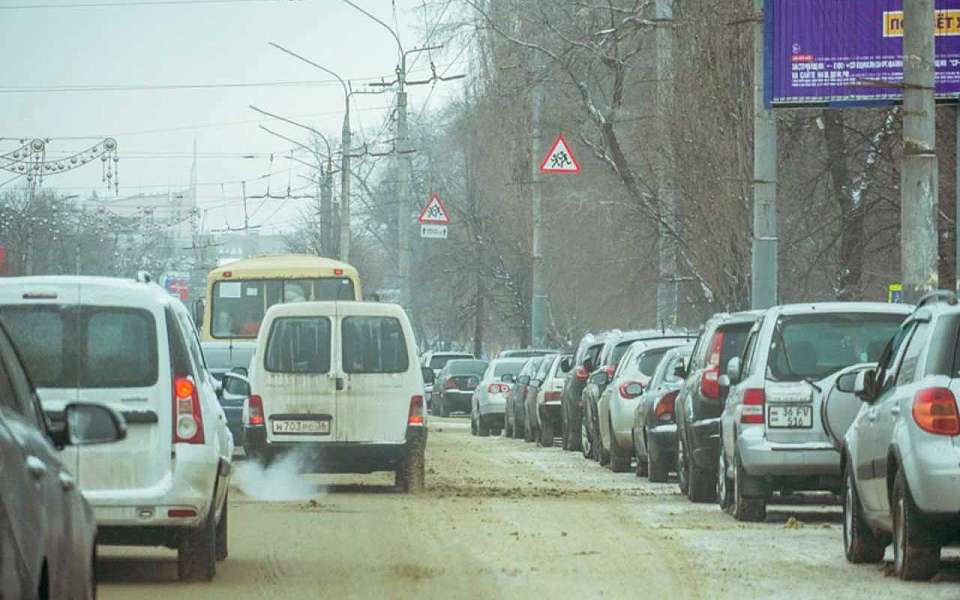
245,301,426,492
0,276,233,582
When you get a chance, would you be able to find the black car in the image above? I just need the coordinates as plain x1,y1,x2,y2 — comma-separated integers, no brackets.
674,311,761,502
0,319,126,599
433,359,489,417
560,333,608,451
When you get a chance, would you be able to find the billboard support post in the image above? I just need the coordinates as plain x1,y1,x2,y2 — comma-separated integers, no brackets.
752,0,779,310
901,0,940,302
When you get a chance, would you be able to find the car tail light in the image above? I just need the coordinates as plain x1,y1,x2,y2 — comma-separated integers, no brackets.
604,365,617,379
912,387,960,436
488,383,509,394
700,332,724,400
618,381,644,399
167,508,198,518
445,378,458,389
655,390,679,423
173,376,204,444
544,391,561,402
408,395,425,426
575,366,588,380
248,394,265,426
741,388,765,425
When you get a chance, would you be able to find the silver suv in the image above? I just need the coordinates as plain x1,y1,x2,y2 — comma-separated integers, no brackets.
839,292,960,581
718,302,911,522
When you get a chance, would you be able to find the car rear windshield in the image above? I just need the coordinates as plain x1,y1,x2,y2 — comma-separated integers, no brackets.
637,348,670,377
493,361,525,377
767,313,905,382
0,305,158,388
610,341,634,366
429,354,472,370
265,317,331,374
342,316,409,374
447,360,488,376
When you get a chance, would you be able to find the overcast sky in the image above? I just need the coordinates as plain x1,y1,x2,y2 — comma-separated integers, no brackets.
0,0,465,233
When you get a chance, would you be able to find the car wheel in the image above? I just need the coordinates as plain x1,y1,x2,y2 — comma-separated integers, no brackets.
892,469,939,580
524,409,536,443
178,508,217,581
608,417,631,472
687,457,716,503
633,431,649,477
538,411,554,447
215,493,228,562
514,405,526,439
504,410,512,437
647,432,669,483
842,461,884,564
396,435,426,494
470,412,478,435
560,404,571,450
717,441,733,512
581,410,593,460
439,397,450,418
676,432,689,495
87,542,97,600
731,450,766,522
477,414,490,437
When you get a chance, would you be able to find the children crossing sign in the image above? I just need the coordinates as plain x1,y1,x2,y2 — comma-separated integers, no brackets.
539,133,580,174
418,192,450,239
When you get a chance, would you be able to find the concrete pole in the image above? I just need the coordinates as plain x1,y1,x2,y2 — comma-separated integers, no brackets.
530,70,546,348
655,0,678,326
339,102,352,261
901,0,939,301
751,0,778,309
321,162,333,256
397,56,412,309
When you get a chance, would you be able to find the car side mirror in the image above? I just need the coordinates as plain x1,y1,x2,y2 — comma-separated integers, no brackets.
835,371,858,394
53,402,127,447
560,356,573,372
582,358,594,373
718,374,731,391
421,367,435,385
854,369,877,402
192,299,205,328
726,357,742,385
674,361,687,379
222,373,251,397
590,371,608,386
230,366,248,377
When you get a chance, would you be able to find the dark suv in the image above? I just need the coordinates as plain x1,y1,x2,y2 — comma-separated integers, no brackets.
674,311,761,502
560,333,608,451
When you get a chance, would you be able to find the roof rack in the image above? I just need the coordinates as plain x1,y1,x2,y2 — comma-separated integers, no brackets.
916,290,958,308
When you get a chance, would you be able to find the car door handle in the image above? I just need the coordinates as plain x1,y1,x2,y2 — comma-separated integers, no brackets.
26,456,47,479
58,471,75,492
890,406,901,417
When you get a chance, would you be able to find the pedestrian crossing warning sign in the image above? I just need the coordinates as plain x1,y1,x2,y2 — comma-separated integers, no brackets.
418,192,450,225
539,133,580,174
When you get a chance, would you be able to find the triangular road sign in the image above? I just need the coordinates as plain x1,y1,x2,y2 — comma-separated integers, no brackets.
418,192,450,224
539,133,580,174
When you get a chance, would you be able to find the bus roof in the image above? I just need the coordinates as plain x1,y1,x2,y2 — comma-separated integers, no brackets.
207,254,359,280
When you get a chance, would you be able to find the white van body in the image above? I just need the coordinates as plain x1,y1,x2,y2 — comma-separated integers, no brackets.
245,301,426,479
0,276,232,580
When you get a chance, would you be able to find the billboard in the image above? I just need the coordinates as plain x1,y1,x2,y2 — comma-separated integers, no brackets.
765,0,960,107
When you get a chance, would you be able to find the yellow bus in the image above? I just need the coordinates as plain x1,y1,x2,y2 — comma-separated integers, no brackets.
198,254,362,342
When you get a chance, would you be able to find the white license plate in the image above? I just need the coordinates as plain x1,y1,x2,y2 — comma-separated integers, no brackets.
767,405,813,428
272,419,330,435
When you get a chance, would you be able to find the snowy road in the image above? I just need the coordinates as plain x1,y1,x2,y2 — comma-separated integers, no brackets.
99,417,960,599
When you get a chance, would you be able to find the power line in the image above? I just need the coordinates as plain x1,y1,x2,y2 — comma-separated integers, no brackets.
0,0,300,9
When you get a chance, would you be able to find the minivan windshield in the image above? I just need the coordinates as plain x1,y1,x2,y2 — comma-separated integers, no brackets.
0,305,158,388
446,359,488,376
767,313,905,382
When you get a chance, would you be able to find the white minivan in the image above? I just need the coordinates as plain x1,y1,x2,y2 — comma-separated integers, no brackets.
244,301,426,492
0,276,233,581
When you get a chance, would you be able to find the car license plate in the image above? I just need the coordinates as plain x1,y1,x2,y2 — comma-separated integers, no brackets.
272,419,330,435
767,405,813,428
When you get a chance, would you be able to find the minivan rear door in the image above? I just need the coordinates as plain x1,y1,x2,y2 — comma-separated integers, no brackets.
337,307,410,444
261,310,338,443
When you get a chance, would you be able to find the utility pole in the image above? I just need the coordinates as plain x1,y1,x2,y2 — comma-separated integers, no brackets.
654,0,678,326
340,100,352,261
902,0,939,300
530,64,546,348
322,158,334,256
751,0,778,309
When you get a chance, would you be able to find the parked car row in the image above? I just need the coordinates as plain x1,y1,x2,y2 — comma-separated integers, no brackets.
469,296,960,582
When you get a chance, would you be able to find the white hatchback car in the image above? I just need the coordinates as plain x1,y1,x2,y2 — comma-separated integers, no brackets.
0,276,233,581
244,301,426,492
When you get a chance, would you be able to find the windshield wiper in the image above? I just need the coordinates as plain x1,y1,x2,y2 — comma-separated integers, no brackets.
773,325,822,394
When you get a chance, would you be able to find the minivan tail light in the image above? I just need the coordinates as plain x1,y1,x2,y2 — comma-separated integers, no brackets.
741,388,765,425
912,387,960,436
656,390,679,423
172,376,204,444
488,383,508,394
248,394,265,426
408,395,425,426
700,332,724,400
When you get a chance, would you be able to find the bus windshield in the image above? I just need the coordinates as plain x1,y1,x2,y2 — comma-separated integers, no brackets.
212,278,355,338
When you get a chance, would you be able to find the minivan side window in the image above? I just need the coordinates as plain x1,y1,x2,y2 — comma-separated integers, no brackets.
166,308,195,378
266,317,332,374
342,317,408,374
